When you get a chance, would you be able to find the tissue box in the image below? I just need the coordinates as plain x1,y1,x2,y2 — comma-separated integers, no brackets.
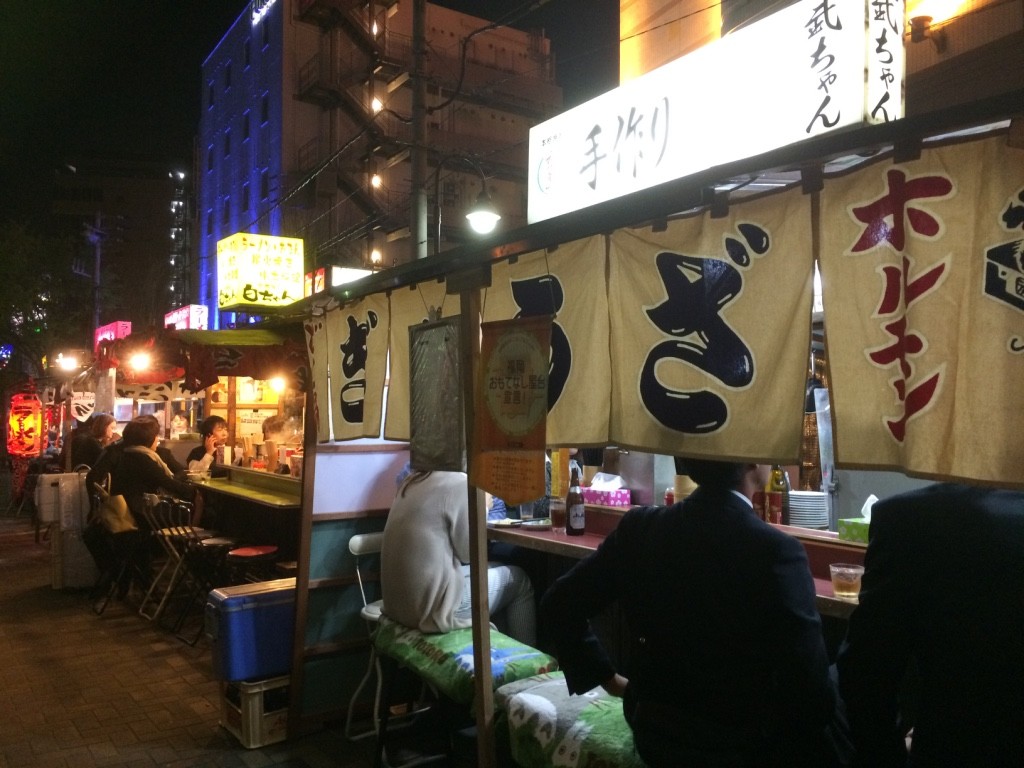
837,517,870,544
582,488,631,507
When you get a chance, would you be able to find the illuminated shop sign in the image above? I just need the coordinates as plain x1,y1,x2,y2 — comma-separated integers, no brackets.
93,320,132,358
251,0,278,26
527,0,905,224
163,304,209,330
217,233,304,310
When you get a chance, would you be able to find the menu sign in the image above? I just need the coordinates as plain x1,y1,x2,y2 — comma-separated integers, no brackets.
471,316,550,506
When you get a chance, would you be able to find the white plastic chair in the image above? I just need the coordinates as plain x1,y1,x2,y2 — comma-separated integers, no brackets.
345,532,386,741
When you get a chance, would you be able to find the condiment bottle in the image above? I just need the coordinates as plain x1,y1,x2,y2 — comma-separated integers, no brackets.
765,464,789,524
566,464,586,536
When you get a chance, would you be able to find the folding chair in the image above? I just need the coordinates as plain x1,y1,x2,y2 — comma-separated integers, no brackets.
345,533,438,767
345,532,387,742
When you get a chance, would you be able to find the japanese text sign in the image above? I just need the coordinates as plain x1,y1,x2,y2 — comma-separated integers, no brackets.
528,0,905,223
217,233,304,310
820,133,1024,484
164,304,209,330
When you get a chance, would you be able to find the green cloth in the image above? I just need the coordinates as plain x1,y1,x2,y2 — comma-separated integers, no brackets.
373,616,557,705
495,671,647,768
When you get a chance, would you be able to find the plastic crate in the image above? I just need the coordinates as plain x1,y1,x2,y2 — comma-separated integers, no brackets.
220,675,290,748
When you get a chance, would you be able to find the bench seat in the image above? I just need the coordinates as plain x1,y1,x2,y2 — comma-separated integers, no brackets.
495,671,646,768
373,615,558,705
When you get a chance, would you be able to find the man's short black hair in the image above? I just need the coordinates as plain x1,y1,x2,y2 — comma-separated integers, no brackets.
676,458,746,490
199,415,228,439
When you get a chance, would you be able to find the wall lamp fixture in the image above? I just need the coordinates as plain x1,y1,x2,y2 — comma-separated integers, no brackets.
910,16,947,53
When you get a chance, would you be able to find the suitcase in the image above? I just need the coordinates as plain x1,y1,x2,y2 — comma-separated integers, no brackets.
36,471,99,589
34,471,89,529
205,578,296,681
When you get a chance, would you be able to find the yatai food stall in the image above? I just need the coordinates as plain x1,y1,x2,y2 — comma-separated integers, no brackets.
283,1,1024,762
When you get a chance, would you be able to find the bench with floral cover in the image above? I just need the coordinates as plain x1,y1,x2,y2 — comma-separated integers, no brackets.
495,671,646,768
373,615,558,705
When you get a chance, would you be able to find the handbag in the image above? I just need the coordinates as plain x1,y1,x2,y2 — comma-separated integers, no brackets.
92,474,137,534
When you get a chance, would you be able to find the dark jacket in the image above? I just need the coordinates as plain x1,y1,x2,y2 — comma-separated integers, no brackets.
540,486,836,767
107,447,195,531
837,483,1024,768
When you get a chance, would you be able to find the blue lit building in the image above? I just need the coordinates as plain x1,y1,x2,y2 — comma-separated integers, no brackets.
197,0,561,329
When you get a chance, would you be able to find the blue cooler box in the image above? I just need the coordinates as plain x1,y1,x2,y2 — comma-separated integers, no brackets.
205,577,296,681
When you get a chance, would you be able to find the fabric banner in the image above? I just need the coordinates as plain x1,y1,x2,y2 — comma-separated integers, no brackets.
384,280,455,441
607,186,814,461
115,380,205,402
470,316,551,505
819,133,1024,485
304,316,331,442
483,236,610,446
326,293,390,441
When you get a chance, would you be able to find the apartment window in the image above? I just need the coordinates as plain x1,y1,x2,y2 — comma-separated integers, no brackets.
207,146,214,171
223,130,231,158
207,81,215,108
262,16,271,48
242,111,251,141
244,39,251,68
261,94,270,124
222,198,230,224
224,62,232,90
242,182,250,212
260,169,270,199
206,211,213,235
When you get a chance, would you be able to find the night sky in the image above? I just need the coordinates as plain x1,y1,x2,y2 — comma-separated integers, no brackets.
0,0,618,227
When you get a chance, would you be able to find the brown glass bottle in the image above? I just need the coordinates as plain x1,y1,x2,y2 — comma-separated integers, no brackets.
566,465,586,536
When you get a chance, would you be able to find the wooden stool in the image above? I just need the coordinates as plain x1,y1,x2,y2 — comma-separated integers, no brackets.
225,544,279,584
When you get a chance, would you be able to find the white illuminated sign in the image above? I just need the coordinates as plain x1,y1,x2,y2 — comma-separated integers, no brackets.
331,267,373,286
527,0,905,224
251,0,278,26
217,233,304,310
164,304,209,330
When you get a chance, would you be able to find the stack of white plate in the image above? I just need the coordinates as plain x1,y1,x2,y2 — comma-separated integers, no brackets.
788,490,828,529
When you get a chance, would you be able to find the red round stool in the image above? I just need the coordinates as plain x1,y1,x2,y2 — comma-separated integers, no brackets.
224,544,279,584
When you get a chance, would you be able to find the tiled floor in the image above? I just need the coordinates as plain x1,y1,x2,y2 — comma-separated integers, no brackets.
0,513,377,768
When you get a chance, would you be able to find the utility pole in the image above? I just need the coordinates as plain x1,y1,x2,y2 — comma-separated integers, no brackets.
411,0,428,259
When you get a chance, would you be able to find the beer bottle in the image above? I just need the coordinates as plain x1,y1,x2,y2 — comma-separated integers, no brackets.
566,464,586,536
765,464,788,525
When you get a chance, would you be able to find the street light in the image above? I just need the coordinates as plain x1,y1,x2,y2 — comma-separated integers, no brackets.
433,154,501,255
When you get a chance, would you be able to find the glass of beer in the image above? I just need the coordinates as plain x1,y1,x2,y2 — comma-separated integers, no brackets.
549,498,566,534
829,563,864,600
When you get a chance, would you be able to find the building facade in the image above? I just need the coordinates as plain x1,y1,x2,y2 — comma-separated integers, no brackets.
197,0,561,328
52,160,193,334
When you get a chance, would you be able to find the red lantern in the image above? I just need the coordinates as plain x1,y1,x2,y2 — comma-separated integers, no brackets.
7,393,43,457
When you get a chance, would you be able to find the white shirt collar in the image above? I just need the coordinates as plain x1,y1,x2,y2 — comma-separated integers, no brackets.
730,489,753,509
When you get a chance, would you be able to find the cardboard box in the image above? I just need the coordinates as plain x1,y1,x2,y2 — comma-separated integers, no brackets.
582,488,631,507
837,517,870,544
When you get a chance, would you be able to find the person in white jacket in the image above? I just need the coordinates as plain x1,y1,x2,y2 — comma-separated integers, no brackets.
381,470,535,644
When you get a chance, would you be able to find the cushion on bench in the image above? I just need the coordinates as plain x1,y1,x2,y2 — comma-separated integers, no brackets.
373,615,558,705
495,671,646,768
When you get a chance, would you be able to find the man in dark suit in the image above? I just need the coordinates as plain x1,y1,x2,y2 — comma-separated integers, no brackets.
837,483,1024,767
540,458,843,767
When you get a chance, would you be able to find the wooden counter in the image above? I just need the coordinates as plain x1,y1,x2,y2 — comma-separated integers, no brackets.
487,504,863,620
198,466,302,560
200,466,301,508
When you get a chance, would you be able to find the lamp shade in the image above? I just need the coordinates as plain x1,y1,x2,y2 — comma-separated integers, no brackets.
465,190,501,234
